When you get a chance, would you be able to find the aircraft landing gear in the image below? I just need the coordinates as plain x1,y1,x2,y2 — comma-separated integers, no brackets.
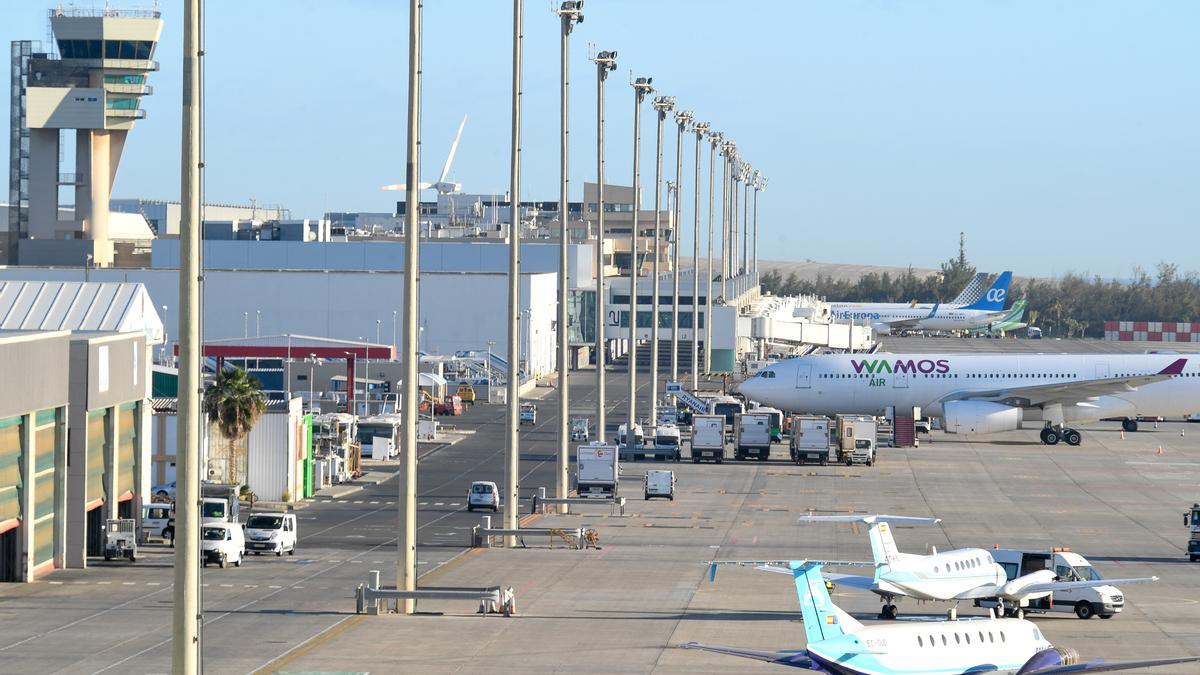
1039,427,1060,445
1122,418,1138,433
879,603,899,620
1041,426,1082,446
1063,429,1082,446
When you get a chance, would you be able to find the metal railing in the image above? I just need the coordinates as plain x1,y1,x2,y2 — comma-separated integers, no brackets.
471,515,594,549
106,108,147,119
354,570,515,616
104,83,152,95
530,487,625,516
49,7,162,19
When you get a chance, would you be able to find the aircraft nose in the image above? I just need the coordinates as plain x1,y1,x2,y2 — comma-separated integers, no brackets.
735,375,760,399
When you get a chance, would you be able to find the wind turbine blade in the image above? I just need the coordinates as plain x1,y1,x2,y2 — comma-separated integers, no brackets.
381,182,432,191
438,114,468,185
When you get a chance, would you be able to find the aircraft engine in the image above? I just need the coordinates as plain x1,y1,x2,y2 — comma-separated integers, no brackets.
943,400,1021,434
1017,647,1081,675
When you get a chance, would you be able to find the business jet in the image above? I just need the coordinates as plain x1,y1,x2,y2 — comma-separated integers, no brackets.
738,352,1193,445
830,272,1013,334
683,561,1198,674
794,514,1156,619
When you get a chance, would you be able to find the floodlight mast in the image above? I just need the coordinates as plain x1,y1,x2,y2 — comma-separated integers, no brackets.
690,120,709,388
705,130,722,377
627,76,654,440
671,109,692,384
504,0,523,549
592,49,616,445
752,171,765,277
740,161,751,275
648,94,673,432
554,0,583,515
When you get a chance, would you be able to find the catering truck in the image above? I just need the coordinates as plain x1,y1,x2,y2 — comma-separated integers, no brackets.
690,414,726,463
576,442,618,497
835,415,876,467
733,412,773,461
789,415,831,465
975,548,1130,619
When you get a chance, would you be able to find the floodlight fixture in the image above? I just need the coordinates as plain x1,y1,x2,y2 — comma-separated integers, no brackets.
675,109,694,128
594,50,618,72
653,95,675,113
557,1,584,29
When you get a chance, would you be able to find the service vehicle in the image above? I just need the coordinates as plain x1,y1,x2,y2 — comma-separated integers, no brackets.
789,415,831,465
201,482,239,524
836,415,876,466
644,469,675,500
244,511,297,556
576,442,619,497
657,408,679,427
753,406,785,443
733,412,773,461
617,423,645,460
690,414,726,463
520,403,537,425
142,503,174,543
976,548,1129,619
467,480,500,512
152,480,176,499
435,395,465,416
570,418,590,442
201,521,245,568
103,518,138,562
652,423,682,461
456,382,477,404
708,396,744,431
1186,503,1200,562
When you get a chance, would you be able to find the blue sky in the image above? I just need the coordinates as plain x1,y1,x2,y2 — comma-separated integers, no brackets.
3,1,1197,277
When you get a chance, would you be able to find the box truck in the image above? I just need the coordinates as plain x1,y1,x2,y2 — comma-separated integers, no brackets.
734,412,773,461
690,415,726,463
790,415,831,465
576,442,619,497
835,415,876,466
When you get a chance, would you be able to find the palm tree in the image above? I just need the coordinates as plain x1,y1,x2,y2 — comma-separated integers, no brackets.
205,368,267,439
204,368,266,485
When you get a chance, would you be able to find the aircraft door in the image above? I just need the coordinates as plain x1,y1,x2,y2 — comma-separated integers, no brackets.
795,363,811,389
893,369,909,388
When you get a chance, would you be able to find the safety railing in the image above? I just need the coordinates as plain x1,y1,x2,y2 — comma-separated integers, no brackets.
354,570,515,616
471,515,597,549
530,487,625,516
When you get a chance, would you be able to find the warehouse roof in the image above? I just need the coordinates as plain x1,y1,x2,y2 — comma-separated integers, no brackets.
0,280,164,343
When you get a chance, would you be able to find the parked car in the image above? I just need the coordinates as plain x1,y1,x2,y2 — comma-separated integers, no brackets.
152,480,176,499
244,512,297,556
467,480,500,512
200,522,244,568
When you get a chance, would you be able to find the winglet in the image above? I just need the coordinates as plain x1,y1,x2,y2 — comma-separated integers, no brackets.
1159,358,1186,376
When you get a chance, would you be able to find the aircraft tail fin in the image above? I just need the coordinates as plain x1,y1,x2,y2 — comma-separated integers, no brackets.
950,272,989,306
867,520,902,566
791,562,862,643
961,271,1012,312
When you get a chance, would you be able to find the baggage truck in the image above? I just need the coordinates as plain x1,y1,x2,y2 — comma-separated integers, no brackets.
790,415,831,465
734,412,772,461
689,415,725,463
975,548,1129,619
576,442,618,497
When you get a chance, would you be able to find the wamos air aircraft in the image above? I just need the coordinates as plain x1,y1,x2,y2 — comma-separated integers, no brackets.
684,561,1198,674
738,352,1193,445
829,272,1013,334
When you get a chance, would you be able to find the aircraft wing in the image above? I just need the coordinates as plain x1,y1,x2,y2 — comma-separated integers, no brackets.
1025,655,1200,674
705,559,873,581
1012,576,1158,597
681,642,813,668
945,359,1186,407
822,571,879,591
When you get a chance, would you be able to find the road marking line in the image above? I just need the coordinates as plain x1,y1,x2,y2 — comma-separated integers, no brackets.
97,581,111,585
369,501,380,504
147,582,161,586
220,584,234,588
269,585,282,589
122,582,136,586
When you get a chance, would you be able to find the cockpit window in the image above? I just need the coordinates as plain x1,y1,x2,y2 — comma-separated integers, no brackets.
759,370,776,378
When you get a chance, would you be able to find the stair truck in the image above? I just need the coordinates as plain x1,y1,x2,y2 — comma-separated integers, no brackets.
690,414,726,464
576,442,619,497
790,415,831,465
734,412,773,461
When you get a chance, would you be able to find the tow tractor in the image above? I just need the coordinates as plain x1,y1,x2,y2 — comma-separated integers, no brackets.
1186,503,1200,562
104,518,138,562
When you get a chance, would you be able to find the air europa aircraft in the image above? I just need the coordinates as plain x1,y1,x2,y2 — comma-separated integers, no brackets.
829,273,1013,334
683,561,1199,674
829,271,993,313
738,352,1193,445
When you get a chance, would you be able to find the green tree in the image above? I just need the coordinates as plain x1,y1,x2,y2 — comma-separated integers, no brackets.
204,368,267,442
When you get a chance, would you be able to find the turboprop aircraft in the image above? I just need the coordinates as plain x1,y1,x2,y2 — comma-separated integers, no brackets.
683,561,1198,674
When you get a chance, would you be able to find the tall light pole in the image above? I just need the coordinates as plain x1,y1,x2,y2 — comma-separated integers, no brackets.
397,0,422,613
504,0,524,548
705,130,720,376
592,50,616,442
690,121,708,388
671,109,691,385
648,94,673,430
741,163,751,275
627,76,653,436
554,0,583,513
720,140,734,298
172,0,201,670
753,172,765,277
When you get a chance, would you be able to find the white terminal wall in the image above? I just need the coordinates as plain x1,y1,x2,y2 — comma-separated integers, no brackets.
0,267,559,379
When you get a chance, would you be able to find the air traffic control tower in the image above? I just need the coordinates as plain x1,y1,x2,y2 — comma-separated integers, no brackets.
7,7,163,267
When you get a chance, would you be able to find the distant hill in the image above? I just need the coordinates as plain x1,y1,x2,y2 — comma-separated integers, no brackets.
678,258,941,283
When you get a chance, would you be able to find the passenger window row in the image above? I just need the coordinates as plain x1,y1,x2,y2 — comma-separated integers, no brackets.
917,629,1006,648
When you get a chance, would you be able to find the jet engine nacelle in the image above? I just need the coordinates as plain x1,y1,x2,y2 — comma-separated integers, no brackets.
1017,647,1081,675
943,400,1021,434
999,569,1056,601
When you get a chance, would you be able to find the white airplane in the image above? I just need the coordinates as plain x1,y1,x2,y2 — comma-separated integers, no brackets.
829,273,1014,334
787,514,1156,619
830,271,992,312
737,352,1193,445
684,561,1199,674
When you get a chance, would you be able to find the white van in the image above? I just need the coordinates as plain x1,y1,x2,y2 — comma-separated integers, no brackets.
467,480,500,512
142,503,174,543
644,470,675,500
201,522,245,569
244,512,297,556
978,548,1128,619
